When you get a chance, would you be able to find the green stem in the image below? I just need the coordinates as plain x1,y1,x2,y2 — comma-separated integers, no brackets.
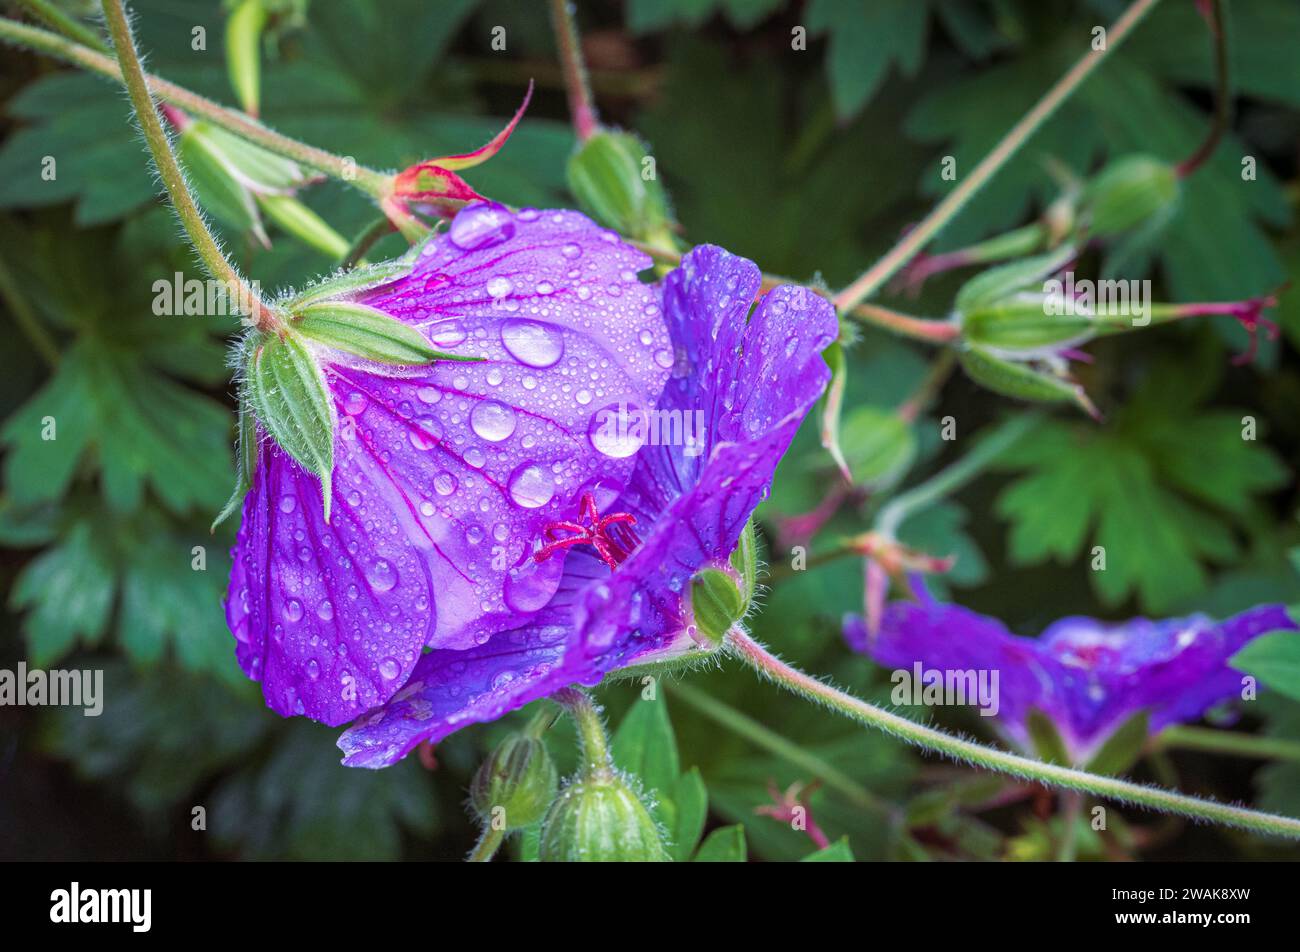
553,687,612,777
727,628,1300,840
833,0,1163,312
668,681,893,818
1056,791,1082,862
338,216,394,270
875,414,1037,538
467,824,505,862
0,249,59,367
549,0,598,142
14,0,108,52
0,15,388,196
626,238,958,345
100,0,281,333
1156,725,1300,764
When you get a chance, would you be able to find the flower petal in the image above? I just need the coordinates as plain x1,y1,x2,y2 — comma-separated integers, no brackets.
574,245,838,666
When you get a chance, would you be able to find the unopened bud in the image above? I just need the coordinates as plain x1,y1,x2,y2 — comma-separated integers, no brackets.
539,772,669,862
1083,154,1179,238
567,131,671,243
469,735,558,831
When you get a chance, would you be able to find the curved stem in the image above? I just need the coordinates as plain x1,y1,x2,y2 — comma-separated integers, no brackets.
727,628,1300,840
553,686,612,777
549,0,598,142
467,824,505,862
1175,0,1230,178
833,0,1163,312
101,0,281,333
14,0,108,52
338,216,394,270
0,16,388,196
875,414,1037,538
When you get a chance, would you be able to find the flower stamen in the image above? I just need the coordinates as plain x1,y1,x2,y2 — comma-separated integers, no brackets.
534,492,641,569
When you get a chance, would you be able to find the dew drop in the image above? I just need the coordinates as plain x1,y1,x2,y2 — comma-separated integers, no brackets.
508,463,555,509
501,319,563,368
433,472,458,496
487,276,513,299
283,599,303,622
470,400,517,442
447,202,515,250
588,403,646,458
279,495,297,514
366,560,398,593
379,658,401,680
428,319,467,348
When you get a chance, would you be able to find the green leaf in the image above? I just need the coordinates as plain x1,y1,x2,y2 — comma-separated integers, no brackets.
807,0,931,121
246,331,335,520
801,837,855,862
669,767,709,862
612,692,681,796
285,260,414,309
294,301,474,365
840,404,917,490
9,519,115,665
1025,709,1071,766
1232,631,1300,704
693,824,746,862
1084,711,1150,776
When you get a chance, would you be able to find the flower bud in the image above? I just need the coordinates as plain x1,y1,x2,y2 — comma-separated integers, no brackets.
690,566,745,648
958,345,1099,420
566,131,672,244
1082,154,1180,238
539,772,669,862
469,735,558,831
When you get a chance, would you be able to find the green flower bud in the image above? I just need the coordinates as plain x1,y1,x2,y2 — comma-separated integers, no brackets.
539,772,669,862
690,567,745,648
961,291,1096,353
958,345,1098,420
567,131,671,243
470,735,558,831
1082,155,1180,238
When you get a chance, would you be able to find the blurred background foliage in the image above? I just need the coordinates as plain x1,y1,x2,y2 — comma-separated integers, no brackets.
0,0,1298,861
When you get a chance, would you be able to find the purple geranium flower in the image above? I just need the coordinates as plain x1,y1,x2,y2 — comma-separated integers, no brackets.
227,205,673,726
844,584,1298,764
338,244,837,767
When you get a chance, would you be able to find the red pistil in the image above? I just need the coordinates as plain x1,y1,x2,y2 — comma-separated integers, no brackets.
534,492,640,570
1178,291,1281,365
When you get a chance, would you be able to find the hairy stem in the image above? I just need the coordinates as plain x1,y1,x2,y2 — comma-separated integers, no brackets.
101,0,281,333
466,824,505,862
14,0,108,52
0,16,388,196
727,628,1300,840
553,687,612,777
833,0,1163,312
549,0,598,142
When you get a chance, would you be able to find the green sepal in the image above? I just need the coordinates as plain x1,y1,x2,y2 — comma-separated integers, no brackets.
210,396,259,533
729,518,759,608
955,242,1077,314
245,330,335,521
283,260,414,310
958,346,1098,419
1026,708,1071,766
225,0,268,117
566,131,672,242
257,193,351,261
294,301,477,366
1084,710,1149,776
690,567,745,647
1083,154,1180,238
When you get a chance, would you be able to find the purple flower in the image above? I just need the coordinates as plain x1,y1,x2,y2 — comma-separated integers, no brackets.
337,245,837,767
843,584,1297,764
226,205,672,727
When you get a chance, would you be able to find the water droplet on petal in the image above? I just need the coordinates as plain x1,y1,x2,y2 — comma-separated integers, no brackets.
588,403,646,458
508,463,555,509
366,560,398,593
447,203,515,250
379,658,401,680
428,319,467,348
470,400,517,442
501,319,563,368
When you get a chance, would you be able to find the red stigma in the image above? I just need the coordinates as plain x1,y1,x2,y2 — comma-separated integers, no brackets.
534,493,640,570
